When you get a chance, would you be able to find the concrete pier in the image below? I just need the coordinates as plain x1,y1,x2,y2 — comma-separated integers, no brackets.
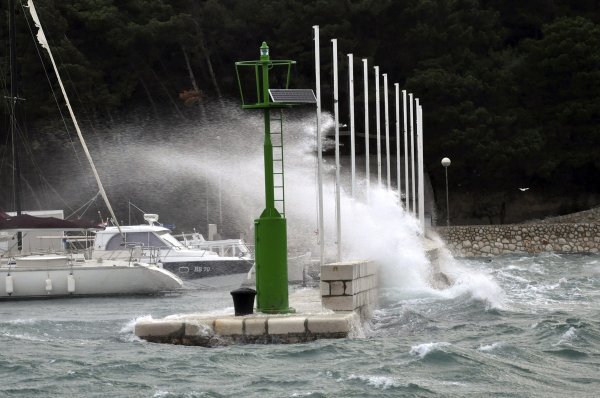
135,288,360,346
135,260,378,346
135,240,443,346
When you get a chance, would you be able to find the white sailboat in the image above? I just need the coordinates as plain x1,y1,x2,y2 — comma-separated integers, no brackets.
0,0,183,299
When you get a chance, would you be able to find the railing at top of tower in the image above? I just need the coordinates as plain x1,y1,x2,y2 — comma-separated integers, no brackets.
235,42,315,109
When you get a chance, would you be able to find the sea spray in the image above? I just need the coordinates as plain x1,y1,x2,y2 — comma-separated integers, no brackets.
40,103,506,307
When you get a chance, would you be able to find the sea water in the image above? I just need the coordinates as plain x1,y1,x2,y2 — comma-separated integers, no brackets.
1,253,598,397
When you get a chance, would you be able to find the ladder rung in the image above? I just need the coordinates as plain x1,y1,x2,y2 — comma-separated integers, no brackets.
271,110,285,217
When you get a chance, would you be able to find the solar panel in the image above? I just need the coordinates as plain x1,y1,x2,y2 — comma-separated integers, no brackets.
269,89,316,104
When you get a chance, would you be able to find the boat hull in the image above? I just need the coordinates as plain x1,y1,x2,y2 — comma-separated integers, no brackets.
162,259,253,280
0,264,182,300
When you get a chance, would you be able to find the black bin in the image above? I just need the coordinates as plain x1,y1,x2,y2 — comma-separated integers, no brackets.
230,287,256,316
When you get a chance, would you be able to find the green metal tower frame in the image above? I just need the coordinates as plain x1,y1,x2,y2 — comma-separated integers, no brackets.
234,42,298,314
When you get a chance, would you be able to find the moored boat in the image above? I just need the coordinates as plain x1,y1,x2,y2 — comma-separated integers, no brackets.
0,254,182,299
91,215,254,285
0,1,183,299
0,213,183,299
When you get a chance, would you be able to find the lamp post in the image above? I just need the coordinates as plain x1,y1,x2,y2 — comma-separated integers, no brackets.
441,157,451,226
216,135,223,229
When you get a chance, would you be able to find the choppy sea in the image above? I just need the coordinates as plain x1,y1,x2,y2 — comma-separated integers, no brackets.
1,253,599,397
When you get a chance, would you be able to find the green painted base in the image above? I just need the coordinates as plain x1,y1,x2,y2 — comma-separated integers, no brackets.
259,307,296,314
255,215,290,313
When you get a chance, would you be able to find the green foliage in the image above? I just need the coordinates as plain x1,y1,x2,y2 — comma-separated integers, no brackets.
514,16,600,187
1,0,599,198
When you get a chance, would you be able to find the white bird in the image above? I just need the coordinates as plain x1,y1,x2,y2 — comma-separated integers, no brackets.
518,187,529,191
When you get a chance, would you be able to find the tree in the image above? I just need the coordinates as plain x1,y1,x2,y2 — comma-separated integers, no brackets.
515,16,600,190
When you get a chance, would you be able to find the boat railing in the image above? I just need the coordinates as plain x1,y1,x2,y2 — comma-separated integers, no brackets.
122,243,162,264
175,232,253,259
185,241,253,259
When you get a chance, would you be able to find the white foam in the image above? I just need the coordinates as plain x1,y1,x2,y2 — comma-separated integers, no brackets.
118,315,155,342
409,342,451,358
562,327,576,339
553,326,578,346
347,374,402,390
478,342,504,352
1,331,47,342
291,392,317,397
4,318,37,325
120,315,154,334
423,251,506,309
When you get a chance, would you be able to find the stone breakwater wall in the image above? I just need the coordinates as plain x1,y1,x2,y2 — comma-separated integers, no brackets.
435,223,599,257
320,260,378,319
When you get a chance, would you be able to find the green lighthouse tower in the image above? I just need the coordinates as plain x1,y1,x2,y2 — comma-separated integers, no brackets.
235,42,315,314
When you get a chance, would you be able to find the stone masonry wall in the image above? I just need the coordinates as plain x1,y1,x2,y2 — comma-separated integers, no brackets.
320,261,378,317
436,223,599,257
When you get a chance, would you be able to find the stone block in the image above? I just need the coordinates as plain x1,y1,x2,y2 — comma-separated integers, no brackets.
214,318,243,335
268,316,306,334
358,291,367,307
244,318,267,336
307,315,351,334
135,320,184,338
362,275,378,292
330,281,345,296
321,264,353,281
345,281,354,296
322,295,353,311
320,281,330,296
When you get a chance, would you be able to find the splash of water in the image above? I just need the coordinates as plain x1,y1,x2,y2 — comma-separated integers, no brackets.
40,102,503,305
409,342,451,358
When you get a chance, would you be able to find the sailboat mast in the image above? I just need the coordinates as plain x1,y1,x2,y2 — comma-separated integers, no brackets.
27,0,123,235
9,0,23,251
9,0,23,219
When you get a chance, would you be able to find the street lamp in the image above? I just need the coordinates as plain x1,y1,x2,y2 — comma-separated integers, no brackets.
441,157,451,226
